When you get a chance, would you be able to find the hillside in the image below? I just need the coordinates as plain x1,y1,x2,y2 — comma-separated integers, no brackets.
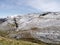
0,36,42,45
0,12,60,45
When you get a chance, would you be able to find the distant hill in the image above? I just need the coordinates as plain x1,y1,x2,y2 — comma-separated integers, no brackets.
0,18,7,24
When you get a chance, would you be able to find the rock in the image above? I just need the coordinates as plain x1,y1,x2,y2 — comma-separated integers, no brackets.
0,12,60,44
30,26,60,44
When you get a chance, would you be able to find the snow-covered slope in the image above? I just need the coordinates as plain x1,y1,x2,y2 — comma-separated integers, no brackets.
0,12,60,44
6,12,60,30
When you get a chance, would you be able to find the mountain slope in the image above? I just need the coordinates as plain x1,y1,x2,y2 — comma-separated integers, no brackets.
0,12,60,44
0,36,42,45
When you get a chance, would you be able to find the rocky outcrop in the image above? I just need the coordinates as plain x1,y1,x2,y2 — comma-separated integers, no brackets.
0,12,60,44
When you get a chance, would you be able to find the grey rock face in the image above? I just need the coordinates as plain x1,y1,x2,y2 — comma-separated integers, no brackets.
31,26,60,44
0,12,60,44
